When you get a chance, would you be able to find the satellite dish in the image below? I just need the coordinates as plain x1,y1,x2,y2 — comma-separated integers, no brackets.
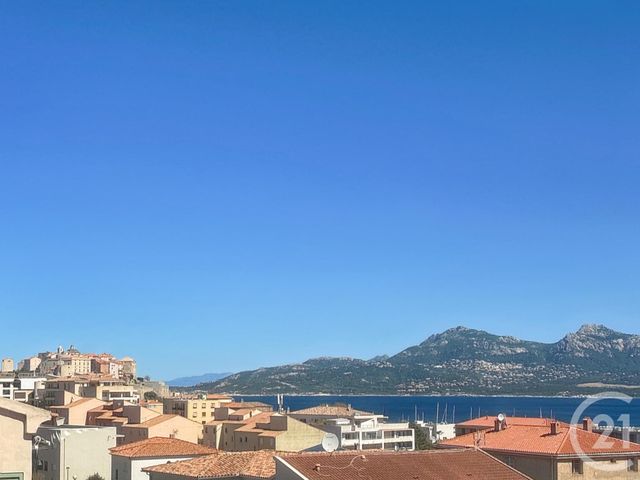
321,433,340,452
497,413,506,422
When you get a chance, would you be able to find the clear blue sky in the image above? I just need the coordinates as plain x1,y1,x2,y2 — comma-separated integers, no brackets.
1,1,639,380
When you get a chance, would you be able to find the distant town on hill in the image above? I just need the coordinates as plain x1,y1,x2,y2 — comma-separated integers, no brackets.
184,324,640,396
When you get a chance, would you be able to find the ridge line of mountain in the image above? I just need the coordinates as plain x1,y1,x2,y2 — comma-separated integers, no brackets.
187,324,640,396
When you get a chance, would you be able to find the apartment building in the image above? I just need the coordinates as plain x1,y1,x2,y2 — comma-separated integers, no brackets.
289,404,415,451
275,449,532,480
203,409,326,452
441,416,640,480
110,437,215,480
49,397,107,425
0,398,53,480
120,414,204,445
85,400,204,445
163,394,232,424
0,373,47,403
87,401,160,427
33,425,117,480
41,376,138,407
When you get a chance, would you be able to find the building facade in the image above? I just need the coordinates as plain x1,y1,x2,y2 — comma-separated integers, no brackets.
289,404,415,451
110,437,215,480
163,395,232,425
1,358,15,373
33,425,118,480
1,374,47,404
442,416,640,480
0,398,52,480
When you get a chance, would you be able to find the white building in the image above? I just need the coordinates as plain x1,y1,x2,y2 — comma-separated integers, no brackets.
289,404,415,451
0,373,47,403
33,425,118,480
110,437,215,480
414,420,456,442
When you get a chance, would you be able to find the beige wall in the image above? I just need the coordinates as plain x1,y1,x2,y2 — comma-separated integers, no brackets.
121,406,160,425
0,399,52,480
120,417,203,445
492,452,640,480
557,458,640,479
273,417,325,452
50,399,106,426
162,399,220,425
492,453,554,480
0,414,34,480
1,359,15,373
210,416,325,453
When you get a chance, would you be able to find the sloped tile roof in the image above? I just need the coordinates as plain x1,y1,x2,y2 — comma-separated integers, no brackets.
456,416,554,428
290,405,373,417
279,449,531,480
110,437,216,458
441,423,640,456
143,451,277,479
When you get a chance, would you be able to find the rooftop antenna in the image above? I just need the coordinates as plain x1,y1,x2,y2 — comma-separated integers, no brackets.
477,407,480,418
539,408,542,419
452,405,456,424
436,403,440,425
470,407,473,420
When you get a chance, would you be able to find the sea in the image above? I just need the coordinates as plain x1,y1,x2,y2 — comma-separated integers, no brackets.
235,395,640,426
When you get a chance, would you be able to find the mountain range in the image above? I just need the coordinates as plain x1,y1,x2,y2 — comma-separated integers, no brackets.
193,324,640,396
167,372,233,387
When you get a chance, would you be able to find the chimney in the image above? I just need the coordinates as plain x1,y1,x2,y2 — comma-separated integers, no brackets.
313,464,321,472
583,417,593,432
494,419,502,431
550,421,559,435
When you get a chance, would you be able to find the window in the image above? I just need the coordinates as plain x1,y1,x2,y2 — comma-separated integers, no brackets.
202,412,206,417
115,471,118,480
572,460,583,474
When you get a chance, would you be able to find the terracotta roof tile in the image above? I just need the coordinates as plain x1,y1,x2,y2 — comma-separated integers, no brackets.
290,405,373,417
457,416,554,428
279,449,531,480
441,423,640,457
225,402,272,410
125,414,188,428
110,437,216,458
143,451,277,479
